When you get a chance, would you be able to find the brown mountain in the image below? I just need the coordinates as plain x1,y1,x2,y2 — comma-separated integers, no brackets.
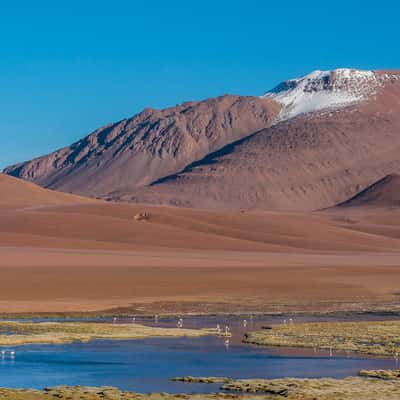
4,68,400,211
111,70,400,210
337,174,400,208
4,95,279,197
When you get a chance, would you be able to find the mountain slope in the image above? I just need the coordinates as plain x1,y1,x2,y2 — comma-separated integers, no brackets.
337,174,400,208
0,173,92,208
4,95,279,197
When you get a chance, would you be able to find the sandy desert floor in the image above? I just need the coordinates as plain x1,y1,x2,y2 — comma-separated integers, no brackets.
1,184,400,315
1,174,400,314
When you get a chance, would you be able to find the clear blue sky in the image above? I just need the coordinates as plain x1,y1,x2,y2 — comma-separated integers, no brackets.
1,0,399,169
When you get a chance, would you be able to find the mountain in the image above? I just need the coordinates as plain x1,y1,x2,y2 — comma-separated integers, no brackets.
4,68,400,211
4,95,279,197
106,69,400,210
0,173,92,208
337,174,400,208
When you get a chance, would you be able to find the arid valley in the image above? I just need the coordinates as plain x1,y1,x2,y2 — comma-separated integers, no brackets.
1,167,400,397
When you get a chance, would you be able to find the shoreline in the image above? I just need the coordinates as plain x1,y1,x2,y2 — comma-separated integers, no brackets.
1,305,400,320
1,372,400,399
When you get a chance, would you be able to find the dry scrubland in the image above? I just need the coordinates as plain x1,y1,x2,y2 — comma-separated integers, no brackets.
244,320,400,356
0,321,222,346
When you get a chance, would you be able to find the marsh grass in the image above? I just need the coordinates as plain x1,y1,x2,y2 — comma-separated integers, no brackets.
1,375,400,399
170,375,400,399
220,377,400,399
0,387,267,400
0,321,219,346
244,320,400,356
358,369,400,380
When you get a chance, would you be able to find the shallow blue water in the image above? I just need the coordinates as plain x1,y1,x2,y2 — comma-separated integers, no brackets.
0,337,398,392
0,315,399,393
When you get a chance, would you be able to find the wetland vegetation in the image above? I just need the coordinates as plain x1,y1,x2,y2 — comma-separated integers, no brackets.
1,317,400,399
0,386,267,400
171,372,400,399
244,320,400,356
2,374,400,400
0,321,223,346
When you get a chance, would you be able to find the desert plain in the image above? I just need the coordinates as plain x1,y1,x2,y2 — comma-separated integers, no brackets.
1,173,400,316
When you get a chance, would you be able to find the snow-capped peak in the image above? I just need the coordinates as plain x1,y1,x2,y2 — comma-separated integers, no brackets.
263,68,379,122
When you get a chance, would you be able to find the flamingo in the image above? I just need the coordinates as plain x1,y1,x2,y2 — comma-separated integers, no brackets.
224,338,230,349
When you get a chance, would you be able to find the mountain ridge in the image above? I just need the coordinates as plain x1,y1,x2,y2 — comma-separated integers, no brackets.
4,94,279,197
337,174,400,208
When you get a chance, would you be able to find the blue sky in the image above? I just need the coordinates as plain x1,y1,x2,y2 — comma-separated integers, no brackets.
1,1,399,169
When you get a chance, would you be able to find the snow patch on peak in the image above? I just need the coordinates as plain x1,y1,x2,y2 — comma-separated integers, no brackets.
263,68,378,122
